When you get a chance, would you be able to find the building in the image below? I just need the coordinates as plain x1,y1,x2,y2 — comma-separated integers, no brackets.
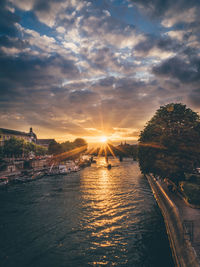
0,127,37,146
36,139,55,148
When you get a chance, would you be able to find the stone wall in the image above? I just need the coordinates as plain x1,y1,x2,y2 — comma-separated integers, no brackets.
146,174,199,267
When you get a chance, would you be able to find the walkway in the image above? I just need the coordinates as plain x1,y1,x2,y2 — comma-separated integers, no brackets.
158,178,200,260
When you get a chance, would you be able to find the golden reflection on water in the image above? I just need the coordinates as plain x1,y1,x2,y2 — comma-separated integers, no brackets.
80,157,129,260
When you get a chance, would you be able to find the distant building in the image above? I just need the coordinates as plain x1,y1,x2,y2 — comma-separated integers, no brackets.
37,139,55,148
0,127,37,146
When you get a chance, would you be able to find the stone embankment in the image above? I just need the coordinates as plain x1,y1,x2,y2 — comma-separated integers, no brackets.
146,174,200,267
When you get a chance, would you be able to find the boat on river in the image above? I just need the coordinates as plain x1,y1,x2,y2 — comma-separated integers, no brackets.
107,164,112,169
0,177,9,186
12,171,44,184
47,161,80,176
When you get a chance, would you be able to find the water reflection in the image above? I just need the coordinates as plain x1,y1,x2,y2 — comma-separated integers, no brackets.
79,158,174,266
0,158,174,267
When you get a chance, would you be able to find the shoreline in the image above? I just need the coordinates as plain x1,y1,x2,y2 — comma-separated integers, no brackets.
146,174,200,267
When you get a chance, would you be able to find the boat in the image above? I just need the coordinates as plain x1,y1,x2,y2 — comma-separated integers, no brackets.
90,156,96,163
107,164,112,169
65,161,80,172
12,171,44,184
0,177,9,186
47,160,81,176
31,171,44,180
47,163,73,175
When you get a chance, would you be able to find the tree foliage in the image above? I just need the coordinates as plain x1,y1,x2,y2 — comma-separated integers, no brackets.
3,137,47,157
138,103,200,183
35,145,47,156
4,137,24,157
73,138,87,147
48,140,63,155
48,138,88,155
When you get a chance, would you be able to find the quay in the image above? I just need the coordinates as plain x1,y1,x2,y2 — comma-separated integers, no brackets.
146,174,200,267
0,156,92,184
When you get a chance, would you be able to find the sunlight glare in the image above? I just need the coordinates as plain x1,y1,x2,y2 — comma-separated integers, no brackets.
100,136,108,143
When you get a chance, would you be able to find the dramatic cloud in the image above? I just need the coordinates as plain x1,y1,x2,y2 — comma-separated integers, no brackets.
1,0,200,142
153,57,200,84
0,0,20,36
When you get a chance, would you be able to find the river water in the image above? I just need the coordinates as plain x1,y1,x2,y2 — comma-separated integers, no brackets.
0,158,174,267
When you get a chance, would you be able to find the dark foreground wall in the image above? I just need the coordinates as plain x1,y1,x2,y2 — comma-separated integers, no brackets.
146,175,199,267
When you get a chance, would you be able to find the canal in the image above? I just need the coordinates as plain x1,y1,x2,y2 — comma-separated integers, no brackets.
0,158,174,267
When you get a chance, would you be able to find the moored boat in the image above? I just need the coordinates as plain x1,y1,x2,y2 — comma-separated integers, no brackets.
0,177,9,186
107,164,112,169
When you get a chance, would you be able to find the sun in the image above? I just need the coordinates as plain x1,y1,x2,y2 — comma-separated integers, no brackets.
100,136,108,143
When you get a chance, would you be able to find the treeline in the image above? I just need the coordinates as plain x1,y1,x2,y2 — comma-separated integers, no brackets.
0,137,88,158
116,143,138,159
0,137,47,158
48,138,87,155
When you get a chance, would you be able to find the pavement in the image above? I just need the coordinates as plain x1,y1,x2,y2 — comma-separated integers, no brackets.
158,178,200,260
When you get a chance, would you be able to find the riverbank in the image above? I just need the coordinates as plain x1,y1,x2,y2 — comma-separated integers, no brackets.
146,174,200,267
0,157,92,186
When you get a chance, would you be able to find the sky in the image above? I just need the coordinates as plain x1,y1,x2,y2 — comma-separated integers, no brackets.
0,0,200,144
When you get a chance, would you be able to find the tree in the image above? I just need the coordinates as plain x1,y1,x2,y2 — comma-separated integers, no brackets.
3,137,24,157
61,141,75,152
0,146,3,158
48,138,88,156
138,103,200,183
73,138,88,148
48,140,62,155
35,145,47,156
24,142,35,157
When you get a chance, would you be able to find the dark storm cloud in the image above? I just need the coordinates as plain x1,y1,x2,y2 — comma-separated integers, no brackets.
153,56,200,83
0,0,20,36
131,0,200,18
135,34,181,54
95,76,145,97
82,45,138,74
87,47,112,70
134,35,155,52
182,46,200,58
68,90,99,104
98,76,115,87
86,47,133,73
0,53,79,90
0,36,29,49
157,37,181,51
33,0,64,12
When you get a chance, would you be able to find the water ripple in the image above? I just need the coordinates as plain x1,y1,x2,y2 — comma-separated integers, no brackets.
0,158,174,267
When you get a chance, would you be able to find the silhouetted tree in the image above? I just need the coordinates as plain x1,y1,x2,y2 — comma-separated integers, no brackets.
73,138,88,148
138,103,200,183
48,138,88,155
48,140,62,155
61,141,75,152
